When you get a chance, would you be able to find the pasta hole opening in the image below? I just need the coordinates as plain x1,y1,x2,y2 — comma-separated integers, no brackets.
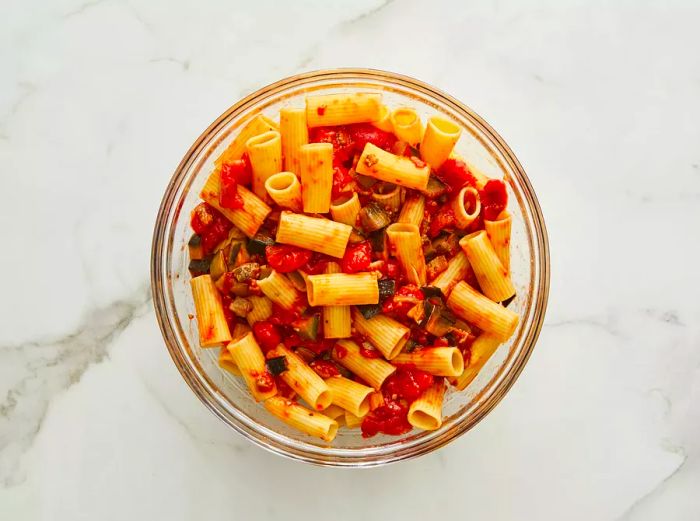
316,390,332,410
326,422,339,441
430,116,460,136
392,108,418,127
332,194,353,206
409,411,439,430
248,131,280,148
461,188,479,216
267,172,296,191
375,182,398,195
451,349,465,375
357,396,371,417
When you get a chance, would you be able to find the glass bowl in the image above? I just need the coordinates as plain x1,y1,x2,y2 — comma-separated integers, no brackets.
151,68,550,466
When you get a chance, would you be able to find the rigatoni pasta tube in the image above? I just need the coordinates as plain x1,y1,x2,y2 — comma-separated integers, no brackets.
371,184,403,212
246,295,273,325
322,262,351,339
351,308,409,360
276,211,352,258
215,114,278,168
344,410,364,429
279,107,308,175
246,130,282,201
323,404,346,421
447,281,519,341
390,107,423,146
420,116,462,169
459,230,515,302
219,322,252,374
431,251,471,296
330,193,361,228
386,223,426,286
299,143,333,213
267,344,331,410
451,186,481,229
397,193,425,227
450,333,502,391
333,340,396,390
325,376,373,417
226,332,277,401
408,381,445,431
306,92,381,127
392,347,464,377
307,273,379,306
372,104,393,132
265,171,302,212
263,397,338,442
356,143,430,191
257,270,303,312
200,171,271,238
485,211,512,273
190,275,231,347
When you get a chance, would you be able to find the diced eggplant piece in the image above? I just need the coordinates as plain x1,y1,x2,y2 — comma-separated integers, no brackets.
227,239,245,266
229,297,252,318
209,250,228,281
378,279,396,300
232,262,260,283
291,314,320,341
359,202,391,232
356,174,378,189
246,230,275,255
420,285,445,300
422,176,447,199
404,339,419,352
266,356,288,376
188,234,204,260
230,281,250,297
188,256,212,276
348,230,366,243
432,233,459,257
369,228,387,252
357,304,382,320
426,256,448,281
421,301,456,337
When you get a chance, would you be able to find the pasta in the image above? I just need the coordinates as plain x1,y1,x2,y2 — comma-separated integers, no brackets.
447,281,519,341
186,93,520,441
246,130,282,201
450,333,502,390
257,270,304,311
459,231,515,302
265,171,302,212
215,114,278,168
200,171,271,238
276,211,352,258
307,273,379,306
190,275,231,347
397,193,425,227
279,107,308,175
431,251,471,296
226,332,277,401
392,347,464,377
267,344,331,410
420,116,462,169
330,193,361,228
386,223,426,286
451,186,481,229
333,340,396,390
408,381,445,431
356,143,430,190
299,143,333,213
325,376,373,417
306,92,382,127
485,211,512,273
264,397,338,442
390,107,423,146
322,262,352,339
351,308,409,360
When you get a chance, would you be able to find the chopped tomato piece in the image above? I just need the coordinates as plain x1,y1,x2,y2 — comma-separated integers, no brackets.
219,169,244,210
436,158,477,193
332,165,354,200
382,285,424,320
309,359,341,378
347,123,397,153
428,207,456,238
361,400,411,438
341,241,372,273
252,321,282,353
302,252,332,275
480,179,508,221
359,343,381,359
190,202,216,234
308,126,355,165
254,371,275,393
265,244,313,273
382,367,434,402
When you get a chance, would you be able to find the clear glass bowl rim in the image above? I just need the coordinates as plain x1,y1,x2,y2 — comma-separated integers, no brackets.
151,68,550,467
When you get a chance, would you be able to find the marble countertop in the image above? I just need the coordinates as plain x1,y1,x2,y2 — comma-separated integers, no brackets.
2,1,699,519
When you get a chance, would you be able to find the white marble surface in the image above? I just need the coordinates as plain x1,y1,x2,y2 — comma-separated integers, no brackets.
1,0,699,519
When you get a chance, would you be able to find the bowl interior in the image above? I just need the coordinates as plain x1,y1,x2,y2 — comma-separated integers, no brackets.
152,70,548,465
